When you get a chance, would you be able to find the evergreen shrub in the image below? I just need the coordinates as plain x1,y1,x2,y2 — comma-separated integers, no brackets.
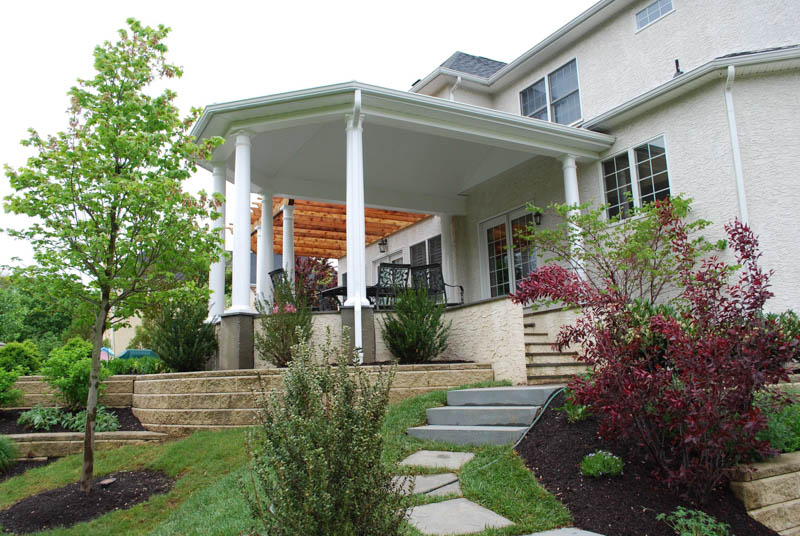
380,286,451,364
150,297,217,372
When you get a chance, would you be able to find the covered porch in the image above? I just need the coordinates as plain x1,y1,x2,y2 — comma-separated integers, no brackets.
192,82,614,379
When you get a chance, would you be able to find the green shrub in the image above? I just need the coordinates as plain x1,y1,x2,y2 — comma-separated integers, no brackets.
657,507,730,536
255,277,312,367
150,298,217,372
17,403,61,431
0,368,22,408
104,356,170,376
0,340,41,375
0,435,17,473
755,390,800,453
243,332,406,535
60,406,120,432
42,338,109,410
557,387,592,423
580,450,623,478
379,286,451,364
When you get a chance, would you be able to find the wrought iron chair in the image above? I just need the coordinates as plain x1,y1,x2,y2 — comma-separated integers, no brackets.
268,268,286,287
410,263,464,306
374,263,411,310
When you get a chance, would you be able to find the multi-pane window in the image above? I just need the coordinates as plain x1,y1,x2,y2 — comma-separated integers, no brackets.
636,0,673,30
480,207,536,298
602,136,670,218
510,213,536,284
519,60,581,125
603,154,634,219
520,79,548,120
549,60,581,124
635,137,670,203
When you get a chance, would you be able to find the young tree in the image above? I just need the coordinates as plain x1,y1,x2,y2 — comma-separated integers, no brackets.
4,19,222,492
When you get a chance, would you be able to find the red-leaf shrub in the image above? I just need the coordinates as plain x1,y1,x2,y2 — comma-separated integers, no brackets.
511,199,799,499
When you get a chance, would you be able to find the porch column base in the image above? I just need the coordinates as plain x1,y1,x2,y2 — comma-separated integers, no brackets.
340,306,376,363
218,311,257,370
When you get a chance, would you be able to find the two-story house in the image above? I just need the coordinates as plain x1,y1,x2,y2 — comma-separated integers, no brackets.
193,0,800,382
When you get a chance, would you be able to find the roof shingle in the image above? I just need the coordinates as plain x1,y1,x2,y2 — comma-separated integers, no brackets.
440,51,506,79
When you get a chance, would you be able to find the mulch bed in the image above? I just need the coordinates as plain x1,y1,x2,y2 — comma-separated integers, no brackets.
0,408,146,435
0,470,172,534
516,392,778,536
0,459,58,484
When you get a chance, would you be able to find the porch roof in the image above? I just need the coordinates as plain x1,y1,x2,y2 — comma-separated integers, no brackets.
193,82,615,215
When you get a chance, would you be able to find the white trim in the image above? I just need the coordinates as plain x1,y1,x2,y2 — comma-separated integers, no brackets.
724,65,749,225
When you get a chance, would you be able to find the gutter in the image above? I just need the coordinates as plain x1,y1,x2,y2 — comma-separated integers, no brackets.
724,66,749,225
583,47,800,130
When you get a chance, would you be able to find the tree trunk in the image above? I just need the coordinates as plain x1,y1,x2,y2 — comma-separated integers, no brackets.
81,294,110,493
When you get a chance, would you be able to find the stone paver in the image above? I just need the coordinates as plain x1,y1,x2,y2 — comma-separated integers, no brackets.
399,450,475,470
525,529,606,536
427,480,462,497
408,498,513,535
393,473,459,495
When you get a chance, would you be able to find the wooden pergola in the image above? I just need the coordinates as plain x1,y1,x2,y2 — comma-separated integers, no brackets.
249,198,428,259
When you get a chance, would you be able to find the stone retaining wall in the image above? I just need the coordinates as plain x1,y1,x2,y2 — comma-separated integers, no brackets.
13,364,493,436
731,451,800,535
13,375,136,408
12,431,166,459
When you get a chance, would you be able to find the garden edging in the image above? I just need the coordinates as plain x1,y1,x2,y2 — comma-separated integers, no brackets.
731,451,800,535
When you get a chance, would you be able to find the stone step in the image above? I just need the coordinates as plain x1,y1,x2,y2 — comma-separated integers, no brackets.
447,386,560,407
526,353,580,365
426,406,539,426
406,425,529,446
527,375,571,386
526,363,589,377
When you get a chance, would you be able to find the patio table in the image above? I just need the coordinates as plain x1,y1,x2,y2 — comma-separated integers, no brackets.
319,285,378,308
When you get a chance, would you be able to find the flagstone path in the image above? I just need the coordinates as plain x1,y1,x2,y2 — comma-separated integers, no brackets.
399,449,604,536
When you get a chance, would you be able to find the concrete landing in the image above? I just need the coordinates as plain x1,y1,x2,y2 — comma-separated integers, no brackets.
408,498,513,535
399,450,475,470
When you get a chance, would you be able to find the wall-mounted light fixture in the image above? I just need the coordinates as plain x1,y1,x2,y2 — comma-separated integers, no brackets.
534,211,543,226
378,237,388,253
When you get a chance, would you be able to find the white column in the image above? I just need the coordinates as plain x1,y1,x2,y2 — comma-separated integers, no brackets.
559,154,583,275
282,203,295,283
437,214,456,303
229,132,254,313
343,113,369,308
208,163,227,320
256,193,274,304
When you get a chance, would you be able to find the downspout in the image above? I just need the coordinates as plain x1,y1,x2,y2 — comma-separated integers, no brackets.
449,76,462,101
724,65,749,225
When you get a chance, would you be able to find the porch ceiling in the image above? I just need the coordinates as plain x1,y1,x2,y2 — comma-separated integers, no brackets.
193,82,615,215
249,199,428,258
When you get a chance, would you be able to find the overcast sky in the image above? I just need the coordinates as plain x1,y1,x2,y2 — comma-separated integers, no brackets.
0,0,596,267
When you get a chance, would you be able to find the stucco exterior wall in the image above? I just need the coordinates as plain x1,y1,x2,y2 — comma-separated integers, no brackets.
455,155,565,303
309,298,528,384
728,70,800,312
490,0,799,121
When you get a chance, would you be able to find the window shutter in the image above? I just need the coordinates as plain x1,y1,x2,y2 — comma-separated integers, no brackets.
410,242,427,267
427,235,442,266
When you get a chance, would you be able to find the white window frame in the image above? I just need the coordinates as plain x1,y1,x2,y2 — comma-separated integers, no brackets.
597,134,673,220
477,204,537,299
634,0,675,32
519,58,583,126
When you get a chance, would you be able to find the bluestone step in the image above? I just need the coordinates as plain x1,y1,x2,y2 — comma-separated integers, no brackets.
447,386,561,407
407,424,529,445
426,405,539,426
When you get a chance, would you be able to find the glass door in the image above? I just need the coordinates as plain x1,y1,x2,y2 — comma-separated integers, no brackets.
480,208,536,298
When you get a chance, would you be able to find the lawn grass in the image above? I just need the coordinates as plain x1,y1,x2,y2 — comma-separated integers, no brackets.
0,378,572,536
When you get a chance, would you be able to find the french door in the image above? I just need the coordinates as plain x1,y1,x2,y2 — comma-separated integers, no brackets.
480,207,536,298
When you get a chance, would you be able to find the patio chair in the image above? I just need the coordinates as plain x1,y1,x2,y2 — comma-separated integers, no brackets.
268,268,286,287
410,263,464,306
374,263,411,310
